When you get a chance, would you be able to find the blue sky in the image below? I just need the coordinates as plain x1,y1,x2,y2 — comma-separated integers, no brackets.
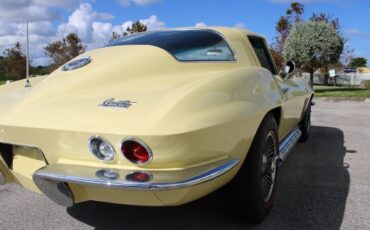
0,0,369,66
98,0,369,59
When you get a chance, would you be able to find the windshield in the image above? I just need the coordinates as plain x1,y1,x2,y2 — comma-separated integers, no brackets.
107,30,235,62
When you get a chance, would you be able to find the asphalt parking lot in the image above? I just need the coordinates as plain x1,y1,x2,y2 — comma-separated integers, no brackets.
0,100,369,230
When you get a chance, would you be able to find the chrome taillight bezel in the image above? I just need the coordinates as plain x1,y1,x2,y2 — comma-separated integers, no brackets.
88,136,115,163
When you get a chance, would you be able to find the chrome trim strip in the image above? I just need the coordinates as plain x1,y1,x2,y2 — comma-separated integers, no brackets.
278,128,302,165
33,159,239,192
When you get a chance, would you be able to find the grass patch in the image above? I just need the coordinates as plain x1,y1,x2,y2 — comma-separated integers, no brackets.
0,81,4,85
314,86,370,98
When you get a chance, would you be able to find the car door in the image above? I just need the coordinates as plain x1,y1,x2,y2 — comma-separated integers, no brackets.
247,36,306,139
278,78,308,138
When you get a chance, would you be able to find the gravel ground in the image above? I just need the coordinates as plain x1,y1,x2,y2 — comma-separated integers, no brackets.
0,100,369,230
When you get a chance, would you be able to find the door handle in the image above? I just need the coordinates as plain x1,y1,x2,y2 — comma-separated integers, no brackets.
281,88,290,94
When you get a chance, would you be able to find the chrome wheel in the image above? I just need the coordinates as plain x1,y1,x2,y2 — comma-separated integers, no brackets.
261,131,278,202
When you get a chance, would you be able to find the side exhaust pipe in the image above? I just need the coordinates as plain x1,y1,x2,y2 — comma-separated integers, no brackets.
33,171,74,207
278,128,302,166
0,170,5,185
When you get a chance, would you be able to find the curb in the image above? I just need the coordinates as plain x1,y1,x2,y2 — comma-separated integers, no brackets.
314,97,370,102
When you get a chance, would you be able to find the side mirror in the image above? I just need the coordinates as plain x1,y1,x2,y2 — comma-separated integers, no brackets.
283,61,296,79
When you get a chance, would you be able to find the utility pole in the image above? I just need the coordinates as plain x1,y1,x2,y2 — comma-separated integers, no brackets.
25,20,31,88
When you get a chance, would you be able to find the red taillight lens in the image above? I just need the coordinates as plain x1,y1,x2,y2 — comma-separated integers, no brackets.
126,171,152,182
121,140,152,164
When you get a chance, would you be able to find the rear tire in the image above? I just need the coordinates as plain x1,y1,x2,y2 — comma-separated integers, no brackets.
229,114,279,224
299,104,311,142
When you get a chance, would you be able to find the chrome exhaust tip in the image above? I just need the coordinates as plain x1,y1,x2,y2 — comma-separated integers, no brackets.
33,171,74,207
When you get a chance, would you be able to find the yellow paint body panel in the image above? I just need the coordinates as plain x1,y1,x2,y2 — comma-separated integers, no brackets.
0,27,313,206
11,147,47,193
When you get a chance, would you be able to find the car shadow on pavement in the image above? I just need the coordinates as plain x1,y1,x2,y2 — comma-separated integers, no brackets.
67,126,350,230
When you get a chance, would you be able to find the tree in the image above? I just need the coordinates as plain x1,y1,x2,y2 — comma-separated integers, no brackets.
309,13,349,85
271,2,304,70
1,42,27,81
0,56,5,80
124,21,147,35
110,21,147,42
350,57,367,68
44,33,85,71
30,66,50,76
110,32,121,42
284,21,344,87
310,13,340,30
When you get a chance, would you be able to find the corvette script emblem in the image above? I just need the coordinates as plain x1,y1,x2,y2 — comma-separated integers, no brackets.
99,98,136,109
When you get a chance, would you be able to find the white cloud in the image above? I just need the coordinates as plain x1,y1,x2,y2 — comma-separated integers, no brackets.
91,22,114,48
0,21,18,36
0,2,166,66
57,4,165,48
0,0,88,22
98,12,115,21
195,22,207,27
140,15,165,30
57,3,96,43
32,0,85,9
234,22,247,29
117,0,162,7
346,28,362,36
346,28,370,39
0,5,59,22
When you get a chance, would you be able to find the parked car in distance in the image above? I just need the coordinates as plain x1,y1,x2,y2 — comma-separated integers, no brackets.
0,27,313,223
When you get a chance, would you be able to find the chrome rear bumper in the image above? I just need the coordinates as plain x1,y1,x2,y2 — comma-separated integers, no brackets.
33,159,239,207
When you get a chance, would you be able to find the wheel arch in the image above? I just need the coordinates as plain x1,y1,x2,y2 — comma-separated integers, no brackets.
268,107,282,128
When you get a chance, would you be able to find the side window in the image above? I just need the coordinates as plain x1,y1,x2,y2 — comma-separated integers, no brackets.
248,37,277,75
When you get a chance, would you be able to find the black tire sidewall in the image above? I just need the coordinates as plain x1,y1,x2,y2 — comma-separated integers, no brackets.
300,104,311,142
250,114,279,210
229,114,279,223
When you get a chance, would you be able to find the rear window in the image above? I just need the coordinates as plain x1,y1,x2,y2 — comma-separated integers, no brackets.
108,30,235,62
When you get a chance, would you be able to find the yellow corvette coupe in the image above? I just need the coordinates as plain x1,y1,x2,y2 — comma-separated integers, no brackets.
0,27,313,223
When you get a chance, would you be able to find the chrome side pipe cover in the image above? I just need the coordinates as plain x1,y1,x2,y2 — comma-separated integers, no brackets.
278,128,302,166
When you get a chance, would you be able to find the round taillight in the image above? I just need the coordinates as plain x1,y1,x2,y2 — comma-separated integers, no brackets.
121,139,152,164
89,137,115,162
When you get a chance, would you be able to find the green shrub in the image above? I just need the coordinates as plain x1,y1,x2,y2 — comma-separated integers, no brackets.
360,80,370,89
